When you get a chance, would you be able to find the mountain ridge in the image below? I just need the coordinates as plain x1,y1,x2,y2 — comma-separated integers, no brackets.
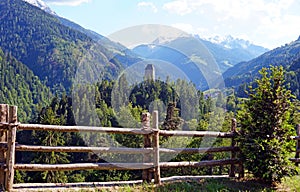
133,35,269,74
223,37,300,97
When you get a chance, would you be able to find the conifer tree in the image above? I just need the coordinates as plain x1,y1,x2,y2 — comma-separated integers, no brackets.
31,107,69,183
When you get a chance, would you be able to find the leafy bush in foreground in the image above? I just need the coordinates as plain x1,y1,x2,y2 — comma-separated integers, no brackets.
238,66,297,183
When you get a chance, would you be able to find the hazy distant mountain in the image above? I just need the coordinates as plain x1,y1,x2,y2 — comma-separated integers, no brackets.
133,36,220,90
204,35,268,56
197,35,269,72
133,35,269,73
23,0,56,15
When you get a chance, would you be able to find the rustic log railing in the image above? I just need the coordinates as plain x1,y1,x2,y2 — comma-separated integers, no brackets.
0,104,243,191
290,124,300,164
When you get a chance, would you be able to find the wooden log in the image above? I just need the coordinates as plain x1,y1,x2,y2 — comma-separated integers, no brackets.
0,104,8,190
15,145,152,154
289,158,300,163
229,118,237,177
12,180,146,190
161,175,230,183
14,163,154,171
159,146,239,154
160,159,239,168
159,130,234,138
18,124,154,135
6,106,17,191
152,111,161,185
142,112,152,183
141,112,151,130
291,136,300,140
295,124,300,166
238,160,244,178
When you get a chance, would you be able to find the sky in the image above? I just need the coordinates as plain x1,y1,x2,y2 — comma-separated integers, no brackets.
43,0,300,49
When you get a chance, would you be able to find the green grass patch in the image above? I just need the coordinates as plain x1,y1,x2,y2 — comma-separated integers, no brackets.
278,175,300,191
62,176,300,192
93,178,277,192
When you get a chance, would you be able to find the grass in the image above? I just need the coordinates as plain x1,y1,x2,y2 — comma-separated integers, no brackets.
15,176,300,191
278,175,300,192
92,176,300,192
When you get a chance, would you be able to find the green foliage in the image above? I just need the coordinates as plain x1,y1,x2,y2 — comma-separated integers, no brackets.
237,66,297,183
114,104,144,148
31,101,70,183
0,49,50,122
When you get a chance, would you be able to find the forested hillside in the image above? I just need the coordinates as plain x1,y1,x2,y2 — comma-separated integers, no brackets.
224,37,300,98
0,0,137,92
0,48,50,122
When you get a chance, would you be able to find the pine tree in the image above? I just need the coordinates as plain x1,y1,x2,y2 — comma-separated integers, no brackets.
31,107,69,183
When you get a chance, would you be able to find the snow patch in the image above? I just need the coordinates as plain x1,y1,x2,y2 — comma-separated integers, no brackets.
23,0,56,15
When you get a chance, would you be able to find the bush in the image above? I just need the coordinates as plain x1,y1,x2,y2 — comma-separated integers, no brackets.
237,66,297,183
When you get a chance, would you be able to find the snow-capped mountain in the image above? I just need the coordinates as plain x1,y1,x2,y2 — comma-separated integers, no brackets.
23,0,56,15
202,35,269,54
133,34,269,74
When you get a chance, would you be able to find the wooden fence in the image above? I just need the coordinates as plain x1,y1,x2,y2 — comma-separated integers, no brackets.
0,104,243,191
290,124,300,164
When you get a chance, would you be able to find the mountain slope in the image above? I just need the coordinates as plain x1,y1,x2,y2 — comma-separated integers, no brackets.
223,37,300,97
57,16,141,68
0,48,51,122
23,0,139,64
0,0,126,91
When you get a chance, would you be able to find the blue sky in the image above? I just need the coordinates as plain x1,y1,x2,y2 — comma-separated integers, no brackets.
44,0,300,49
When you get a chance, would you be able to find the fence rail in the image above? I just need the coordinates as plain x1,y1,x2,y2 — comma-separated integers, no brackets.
290,124,300,165
0,104,243,191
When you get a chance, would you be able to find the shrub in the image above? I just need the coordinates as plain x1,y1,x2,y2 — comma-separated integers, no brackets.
237,66,297,183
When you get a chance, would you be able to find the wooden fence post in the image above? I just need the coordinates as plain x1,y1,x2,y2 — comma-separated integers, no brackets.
142,112,151,183
152,111,161,185
229,118,237,177
0,104,8,190
295,124,300,166
6,106,17,191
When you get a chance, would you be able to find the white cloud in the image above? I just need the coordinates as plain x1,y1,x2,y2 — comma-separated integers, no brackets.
171,23,195,33
163,0,295,20
254,14,300,47
137,2,158,13
44,0,91,6
163,0,192,16
162,0,299,48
